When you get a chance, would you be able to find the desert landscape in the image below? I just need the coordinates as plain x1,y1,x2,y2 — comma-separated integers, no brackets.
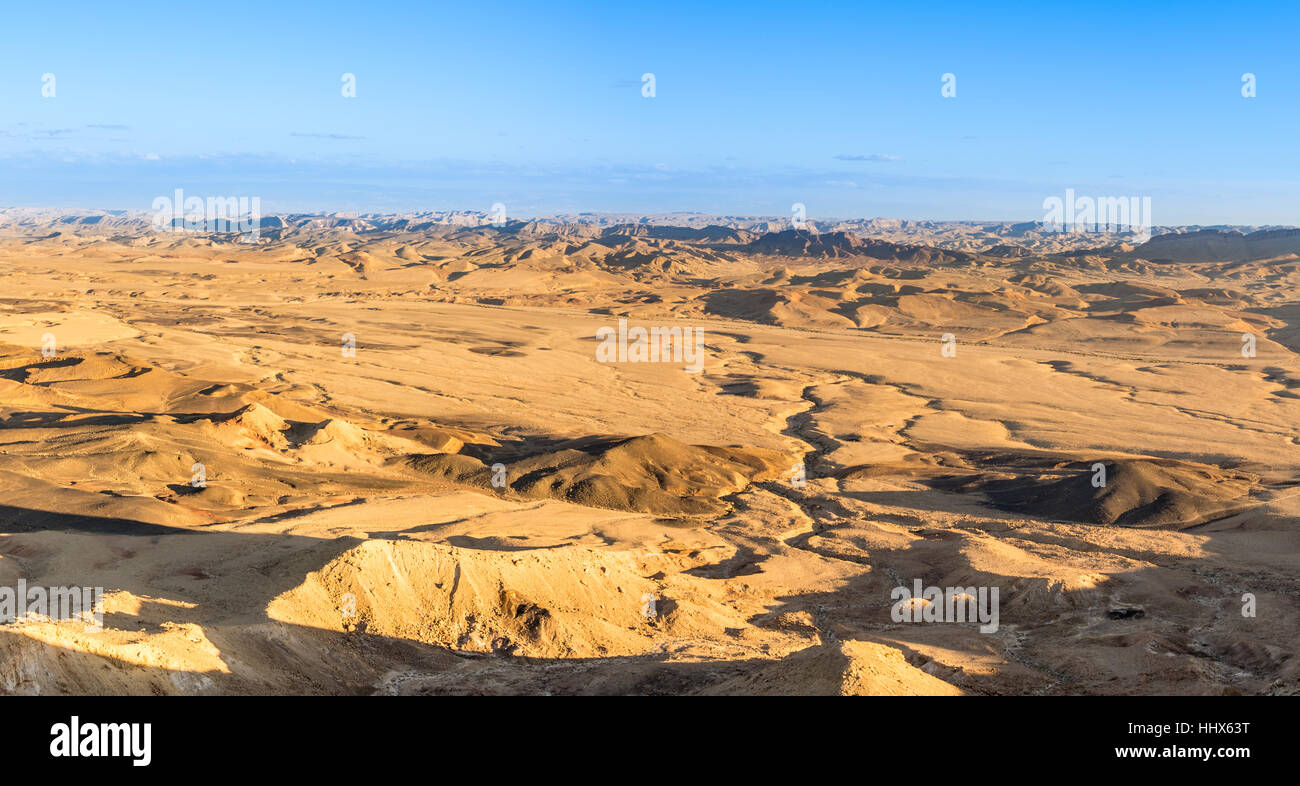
0,209,1296,696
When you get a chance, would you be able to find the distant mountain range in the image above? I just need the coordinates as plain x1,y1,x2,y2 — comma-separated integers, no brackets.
2,208,1298,263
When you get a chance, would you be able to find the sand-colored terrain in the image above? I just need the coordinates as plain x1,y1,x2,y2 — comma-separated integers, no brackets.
0,211,1297,695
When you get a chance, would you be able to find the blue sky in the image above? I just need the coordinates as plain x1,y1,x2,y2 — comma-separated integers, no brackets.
1,0,1297,224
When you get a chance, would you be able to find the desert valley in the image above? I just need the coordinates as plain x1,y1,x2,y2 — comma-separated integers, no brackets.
0,209,1296,696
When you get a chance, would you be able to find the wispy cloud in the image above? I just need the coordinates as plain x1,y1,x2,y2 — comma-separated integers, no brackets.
834,153,900,162
290,132,367,140
0,150,1275,225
